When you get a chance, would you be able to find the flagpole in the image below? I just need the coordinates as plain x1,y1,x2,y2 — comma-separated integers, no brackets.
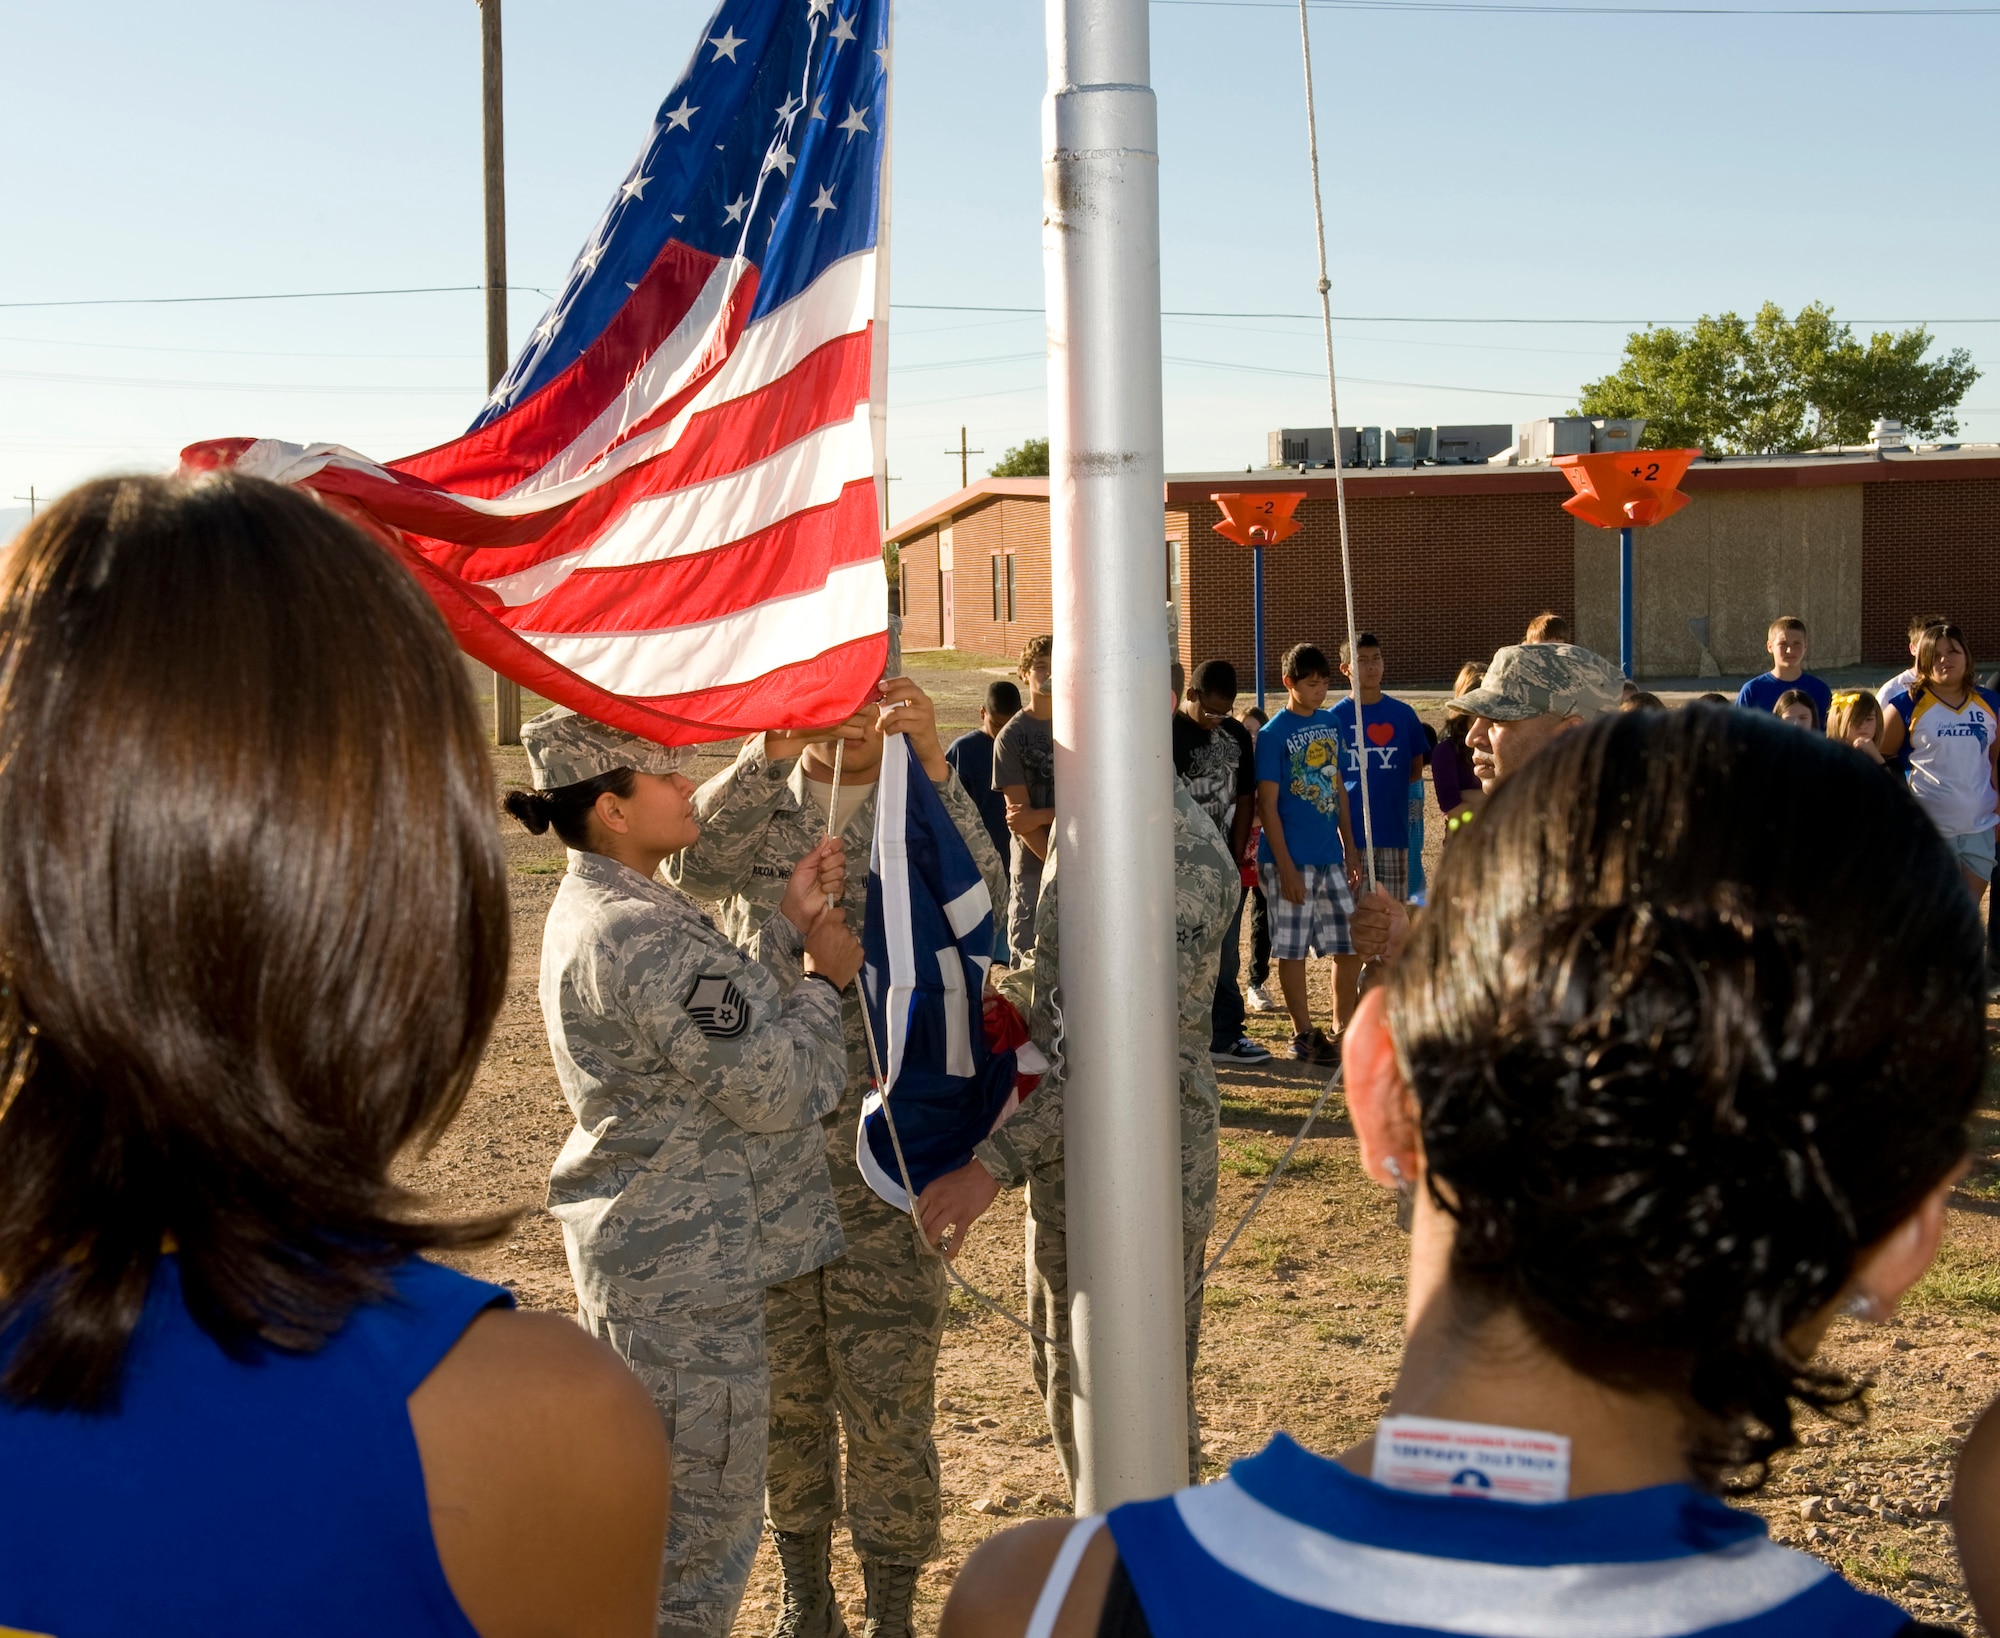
870,4,894,542
1043,0,1186,1513
478,0,522,747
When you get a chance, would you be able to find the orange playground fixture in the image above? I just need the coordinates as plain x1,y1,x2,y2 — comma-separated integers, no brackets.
1552,450,1700,677
1212,491,1306,709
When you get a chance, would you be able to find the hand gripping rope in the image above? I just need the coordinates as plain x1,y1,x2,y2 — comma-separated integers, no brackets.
837,21,1374,1344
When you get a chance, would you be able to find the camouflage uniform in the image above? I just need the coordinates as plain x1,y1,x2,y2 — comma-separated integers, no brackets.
978,780,1236,1493
528,711,849,1638
667,734,1006,1576
1455,641,1625,725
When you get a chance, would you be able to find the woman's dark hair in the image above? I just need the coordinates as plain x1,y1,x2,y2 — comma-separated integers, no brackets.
1915,621,1974,695
503,769,636,852
0,474,512,1411
1388,706,1983,1487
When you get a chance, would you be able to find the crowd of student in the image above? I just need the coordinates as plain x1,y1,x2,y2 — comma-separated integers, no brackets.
4,470,2000,1638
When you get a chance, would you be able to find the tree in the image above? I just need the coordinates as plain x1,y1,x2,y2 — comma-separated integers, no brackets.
1575,303,1978,454
989,437,1050,477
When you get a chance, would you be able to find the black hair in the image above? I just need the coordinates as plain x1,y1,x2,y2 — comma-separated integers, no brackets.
1281,642,1330,683
503,768,638,853
1191,659,1238,699
1338,632,1380,664
985,679,1023,717
0,474,512,1411
1388,707,1983,1488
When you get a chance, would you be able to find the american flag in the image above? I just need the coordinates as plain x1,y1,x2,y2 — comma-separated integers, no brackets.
857,738,1044,1210
181,0,891,744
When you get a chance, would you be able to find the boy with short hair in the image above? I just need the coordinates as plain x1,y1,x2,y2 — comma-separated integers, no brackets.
1255,644,1359,1064
947,678,1023,963
1736,616,1832,727
1172,657,1267,1065
1880,612,1946,709
994,636,1055,957
1523,611,1571,645
1329,633,1426,1032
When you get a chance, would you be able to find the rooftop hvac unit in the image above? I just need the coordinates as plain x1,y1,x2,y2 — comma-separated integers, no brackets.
1384,427,1420,466
1525,417,1595,463
1432,424,1513,465
1268,427,1335,467
1590,417,1647,453
1342,427,1382,468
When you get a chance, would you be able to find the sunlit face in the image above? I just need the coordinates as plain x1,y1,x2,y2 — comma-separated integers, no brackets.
1769,626,1807,672
598,770,699,855
1778,703,1817,730
1286,672,1331,714
1021,656,1053,701
1468,712,1578,785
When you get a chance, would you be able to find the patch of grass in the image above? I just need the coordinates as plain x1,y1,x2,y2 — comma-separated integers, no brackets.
1910,1243,2000,1313
514,862,565,875
1251,1232,1293,1273
1223,1142,1278,1180
947,1286,990,1323
1204,1285,1248,1311
1311,1323,1366,1346
1844,1546,1913,1588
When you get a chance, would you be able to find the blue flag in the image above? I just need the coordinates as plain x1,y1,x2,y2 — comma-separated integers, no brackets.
859,737,1029,1209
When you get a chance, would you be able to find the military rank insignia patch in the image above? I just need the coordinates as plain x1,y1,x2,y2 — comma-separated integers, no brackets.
683,973,750,1039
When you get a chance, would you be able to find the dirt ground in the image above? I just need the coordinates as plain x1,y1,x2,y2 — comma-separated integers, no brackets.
410,658,2000,1636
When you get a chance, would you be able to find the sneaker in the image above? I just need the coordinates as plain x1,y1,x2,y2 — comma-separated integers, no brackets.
1290,1028,1339,1065
1245,983,1278,1013
1211,1036,1273,1065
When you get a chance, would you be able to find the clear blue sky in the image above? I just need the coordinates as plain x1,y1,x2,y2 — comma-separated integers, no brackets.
4,0,1997,533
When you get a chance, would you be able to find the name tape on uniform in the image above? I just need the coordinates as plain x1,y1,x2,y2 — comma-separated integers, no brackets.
1371,1416,1570,1504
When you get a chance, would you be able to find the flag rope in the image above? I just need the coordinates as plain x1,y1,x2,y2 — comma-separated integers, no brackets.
1297,0,1376,895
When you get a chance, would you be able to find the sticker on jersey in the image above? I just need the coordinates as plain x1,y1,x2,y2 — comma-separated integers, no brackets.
1371,1416,1570,1504
683,973,750,1040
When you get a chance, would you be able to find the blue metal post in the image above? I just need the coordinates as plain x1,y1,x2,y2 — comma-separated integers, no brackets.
1252,544,1267,712
1618,525,1634,680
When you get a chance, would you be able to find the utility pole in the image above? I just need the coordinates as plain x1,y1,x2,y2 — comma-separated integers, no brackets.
10,486,36,519
1044,0,1183,1513
944,426,984,490
479,0,522,746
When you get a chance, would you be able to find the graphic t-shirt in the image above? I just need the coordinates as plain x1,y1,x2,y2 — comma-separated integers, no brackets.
1329,694,1426,851
1892,685,2000,837
992,711,1055,811
1737,670,1833,727
945,728,1010,861
1172,712,1257,848
1255,708,1349,869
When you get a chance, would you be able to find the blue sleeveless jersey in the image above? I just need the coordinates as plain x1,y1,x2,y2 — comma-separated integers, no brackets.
0,1255,511,1638
1107,1433,1912,1638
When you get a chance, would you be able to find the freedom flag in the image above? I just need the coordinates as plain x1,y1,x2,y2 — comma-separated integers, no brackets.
858,738,1045,1211
181,0,891,744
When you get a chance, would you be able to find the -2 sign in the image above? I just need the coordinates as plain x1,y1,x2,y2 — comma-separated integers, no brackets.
1210,491,1306,548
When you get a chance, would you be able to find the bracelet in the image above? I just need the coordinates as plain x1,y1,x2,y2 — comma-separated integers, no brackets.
804,970,845,995
1446,809,1477,836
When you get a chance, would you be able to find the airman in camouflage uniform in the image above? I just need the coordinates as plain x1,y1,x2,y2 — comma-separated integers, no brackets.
525,707,851,1638
979,779,1236,1493
667,679,1005,1638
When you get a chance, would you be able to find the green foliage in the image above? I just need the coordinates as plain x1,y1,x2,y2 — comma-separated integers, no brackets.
1575,303,1978,454
1909,1242,2000,1312
989,436,1050,477
882,538,900,587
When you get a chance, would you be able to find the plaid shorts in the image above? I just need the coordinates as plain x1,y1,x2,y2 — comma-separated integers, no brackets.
1257,860,1355,960
1359,846,1408,902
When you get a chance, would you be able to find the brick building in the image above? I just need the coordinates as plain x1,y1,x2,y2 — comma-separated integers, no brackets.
888,448,2000,686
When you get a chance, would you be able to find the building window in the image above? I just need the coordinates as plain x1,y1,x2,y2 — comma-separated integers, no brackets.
992,555,1004,622
1005,554,1018,621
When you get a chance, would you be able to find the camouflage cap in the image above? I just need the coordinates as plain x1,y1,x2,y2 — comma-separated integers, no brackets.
1455,642,1624,723
519,706,689,791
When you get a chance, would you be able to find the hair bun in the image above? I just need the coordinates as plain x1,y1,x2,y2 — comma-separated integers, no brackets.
501,788,553,836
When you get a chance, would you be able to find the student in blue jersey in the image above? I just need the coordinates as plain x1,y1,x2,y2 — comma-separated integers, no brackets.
1736,615,1834,727
1329,633,1426,1032
1879,621,2000,906
939,705,1981,1638
0,476,671,1638
1253,643,1359,1065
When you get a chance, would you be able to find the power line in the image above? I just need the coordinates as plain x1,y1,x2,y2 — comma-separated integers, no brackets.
1158,0,2000,14
0,284,552,312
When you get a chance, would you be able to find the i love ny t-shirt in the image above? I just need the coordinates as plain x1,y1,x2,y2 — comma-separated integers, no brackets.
1330,695,1427,850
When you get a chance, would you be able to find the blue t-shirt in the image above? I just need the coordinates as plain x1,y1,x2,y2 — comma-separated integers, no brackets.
1255,708,1349,869
1107,1432,1913,1638
944,728,1009,861
1737,670,1833,727
1329,695,1427,851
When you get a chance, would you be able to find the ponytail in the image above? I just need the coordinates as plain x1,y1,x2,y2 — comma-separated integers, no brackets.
500,767,636,852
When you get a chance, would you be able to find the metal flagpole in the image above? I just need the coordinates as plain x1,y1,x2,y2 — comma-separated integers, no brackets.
871,3,894,537
478,0,522,747
1043,0,1187,1512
